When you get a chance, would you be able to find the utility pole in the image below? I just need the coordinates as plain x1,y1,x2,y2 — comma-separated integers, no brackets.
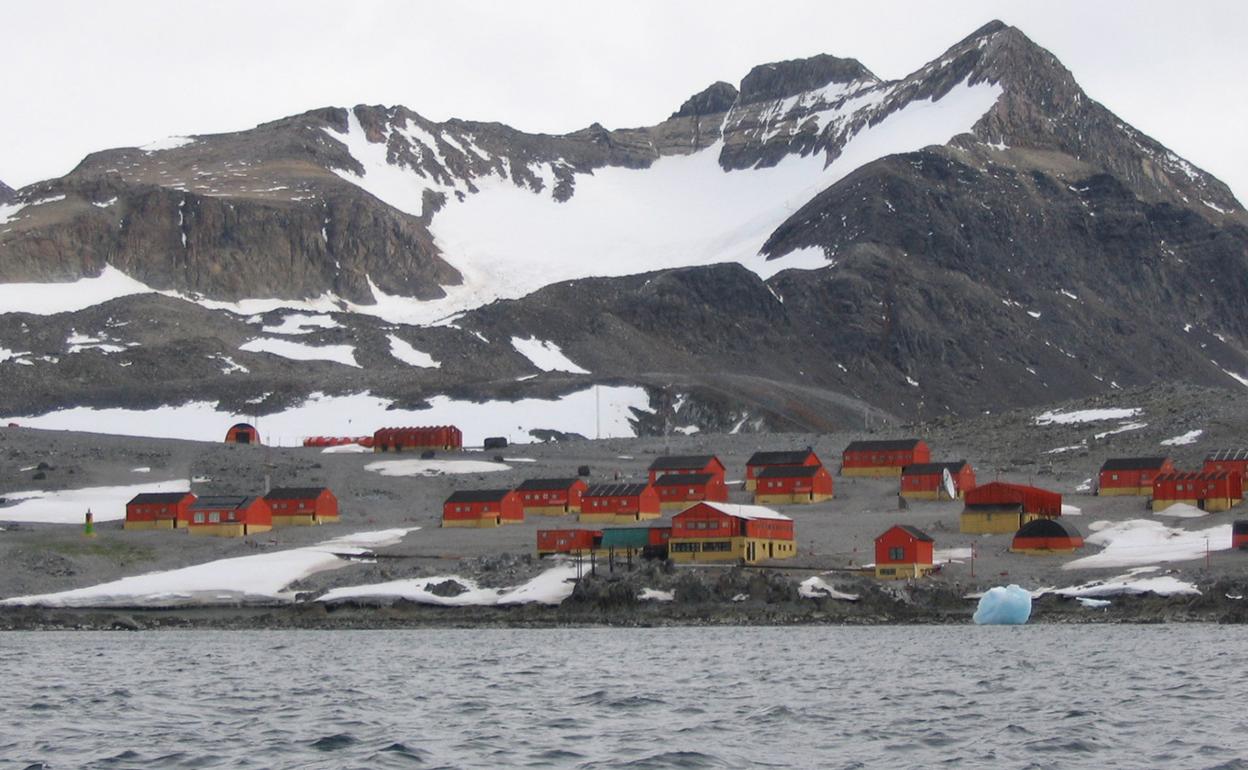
970,541,976,578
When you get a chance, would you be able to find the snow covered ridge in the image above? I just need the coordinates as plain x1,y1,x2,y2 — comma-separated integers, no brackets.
0,528,416,608
1033,407,1141,425
0,386,652,445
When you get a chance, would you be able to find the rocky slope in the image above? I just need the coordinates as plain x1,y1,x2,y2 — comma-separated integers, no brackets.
0,20,1246,429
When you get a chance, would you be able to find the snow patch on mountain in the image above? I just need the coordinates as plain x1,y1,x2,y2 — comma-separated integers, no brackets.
238,337,360,368
387,334,441,368
511,336,589,373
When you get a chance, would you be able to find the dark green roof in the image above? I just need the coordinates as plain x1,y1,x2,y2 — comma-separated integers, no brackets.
599,528,652,548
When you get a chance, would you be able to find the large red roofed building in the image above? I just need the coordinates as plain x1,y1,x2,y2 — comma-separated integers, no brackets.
753,465,834,504
124,492,196,530
646,455,726,485
374,426,462,453
654,472,728,511
1098,457,1175,496
516,478,588,515
264,487,340,526
1152,471,1242,513
745,449,821,491
961,481,1062,534
442,489,523,528
668,502,795,564
1011,518,1084,554
900,461,976,500
841,439,930,477
187,495,272,537
874,525,935,580
579,483,661,524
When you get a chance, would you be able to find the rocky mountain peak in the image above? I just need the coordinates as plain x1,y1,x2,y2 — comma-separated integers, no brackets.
670,81,739,119
0,179,14,205
737,53,876,106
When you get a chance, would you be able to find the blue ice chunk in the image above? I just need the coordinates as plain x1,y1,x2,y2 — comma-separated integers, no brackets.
973,584,1032,625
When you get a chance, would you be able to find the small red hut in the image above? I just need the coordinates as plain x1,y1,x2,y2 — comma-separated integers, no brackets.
874,525,935,579
1011,518,1084,554
579,483,661,524
900,461,976,500
654,472,728,511
536,528,601,557
647,455,726,485
1152,471,1243,513
224,423,260,445
264,487,340,526
1098,457,1175,496
745,449,821,490
187,495,272,537
374,425,463,453
442,489,523,527
841,439,930,477
124,492,197,530
516,478,588,515
753,465,835,504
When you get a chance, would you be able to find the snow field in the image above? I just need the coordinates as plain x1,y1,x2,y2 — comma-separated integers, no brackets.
0,480,188,524
387,334,441,368
238,337,360,367
1063,518,1231,570
1034,407,1141,425
510,336,589,373
363,459,510,477
318,562,579,606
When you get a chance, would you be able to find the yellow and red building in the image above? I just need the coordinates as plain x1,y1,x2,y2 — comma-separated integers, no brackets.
442,489,524,527
579,483,661,524
899,461,975,500
753,465,834,504
1098,457,1174,496
668,502,795,564
646,455,726,485
873,525,935,579
960,481,1062,534
841,439,930,477
264,487,340,526
187,495,272,537
124,492,196,530
1152,471,1242,513
654,472,728,511
516,478,587,515
745,449,821,491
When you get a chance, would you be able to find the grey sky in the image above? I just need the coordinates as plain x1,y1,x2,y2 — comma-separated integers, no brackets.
3,0,1245,202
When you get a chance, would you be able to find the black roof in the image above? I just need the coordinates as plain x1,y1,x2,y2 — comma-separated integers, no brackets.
1015,518,1083,539
1233,520,1248,535
1100,457,1169,472
445,489,513,503
755,465,822,479
747,450,816,467
190,495,256,511
264,487,330,500
1207,449,1248,462
228,423,256,431
585,483,650,497
654,473,714,487
516,478,581,491
885,524,933,542
648,455,718,471
127,492,193,505
901,461,968,475
844,439,923,452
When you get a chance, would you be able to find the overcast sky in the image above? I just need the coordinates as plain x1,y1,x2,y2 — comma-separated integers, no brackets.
3,0,1245,201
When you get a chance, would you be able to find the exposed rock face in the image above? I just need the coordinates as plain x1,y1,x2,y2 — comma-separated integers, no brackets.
737,54,875,105
0,179,14,205
670,81,739,119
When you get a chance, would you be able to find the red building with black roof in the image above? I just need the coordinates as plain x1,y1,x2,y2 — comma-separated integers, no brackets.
647,455,726,485
1098,457,1175,496
654,472,728,511
841,439,930,477
580,483,661,524
753,465,834,504
516,478,588,515
442,489,523,528
124,491,197,530
264,487,340,526
1011,518,1084,554
874,525,935,579
187,495,272,537
900,461,976,500
1152,471,1242,513
745,449,821,490
374,425,463,453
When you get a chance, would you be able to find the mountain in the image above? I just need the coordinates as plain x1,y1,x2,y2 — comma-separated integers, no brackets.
0,20,1246,437
0,180,14,205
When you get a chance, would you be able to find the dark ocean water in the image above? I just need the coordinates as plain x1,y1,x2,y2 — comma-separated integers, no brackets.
2,625,1247,769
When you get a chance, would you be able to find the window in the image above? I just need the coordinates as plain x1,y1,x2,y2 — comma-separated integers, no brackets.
208,512,220,523
672,542,700,552
888,547,905,561
880,567,896,576
703,541,732,552
193,512,204,523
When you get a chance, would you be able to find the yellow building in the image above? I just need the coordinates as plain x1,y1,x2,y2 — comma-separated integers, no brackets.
666,502,796,565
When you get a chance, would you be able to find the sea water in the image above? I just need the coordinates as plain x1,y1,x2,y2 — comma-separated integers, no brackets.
2,625,1246,769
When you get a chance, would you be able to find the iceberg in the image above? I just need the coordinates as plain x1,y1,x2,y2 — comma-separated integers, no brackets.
973,584,1032,625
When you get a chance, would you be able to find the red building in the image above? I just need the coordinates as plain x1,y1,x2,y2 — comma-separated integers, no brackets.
647,455,726,485
1011,518,1084,554
580,483,661,524
1098,457,1175,496
654,472,728,511
841,439,930,477
187,495,272,537
1204,449,1248,485
669,502,795,564
536,528,601,556
442,489,523,527
374,425,463,453
753,465,834,504
874,525,935,579
225,423,260,445
745,449,821,490
1152,471,1243,513
124,491,196,530
264,487,340,526
900,461,976,500
516,478,588,515
961,481,1062,534
1234,520,1248,550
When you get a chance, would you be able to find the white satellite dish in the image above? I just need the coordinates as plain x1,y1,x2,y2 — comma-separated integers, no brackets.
942,467,958,500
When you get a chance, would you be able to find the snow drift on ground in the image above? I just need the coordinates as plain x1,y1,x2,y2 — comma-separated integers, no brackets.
0,480,187,524
510,336,589,374
798,576,860,600
0,386,652,446
1063,519,1231,570
238,337,360,367
1050,567,1200,598
1034,407,1141,425
973,584,1032,624
387,334,441,368
1161,429,1203,446
364,459,509,476
318,562,579,606
934,547,973,565
1153,503,1208,519
0,528,416,608
260,313,342,335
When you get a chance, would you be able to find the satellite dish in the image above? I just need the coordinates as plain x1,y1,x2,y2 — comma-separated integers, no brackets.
942,468,958,501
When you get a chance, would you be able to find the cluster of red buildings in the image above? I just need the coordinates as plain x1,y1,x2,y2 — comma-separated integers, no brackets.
124,487,339,537
1096,452,1247,513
